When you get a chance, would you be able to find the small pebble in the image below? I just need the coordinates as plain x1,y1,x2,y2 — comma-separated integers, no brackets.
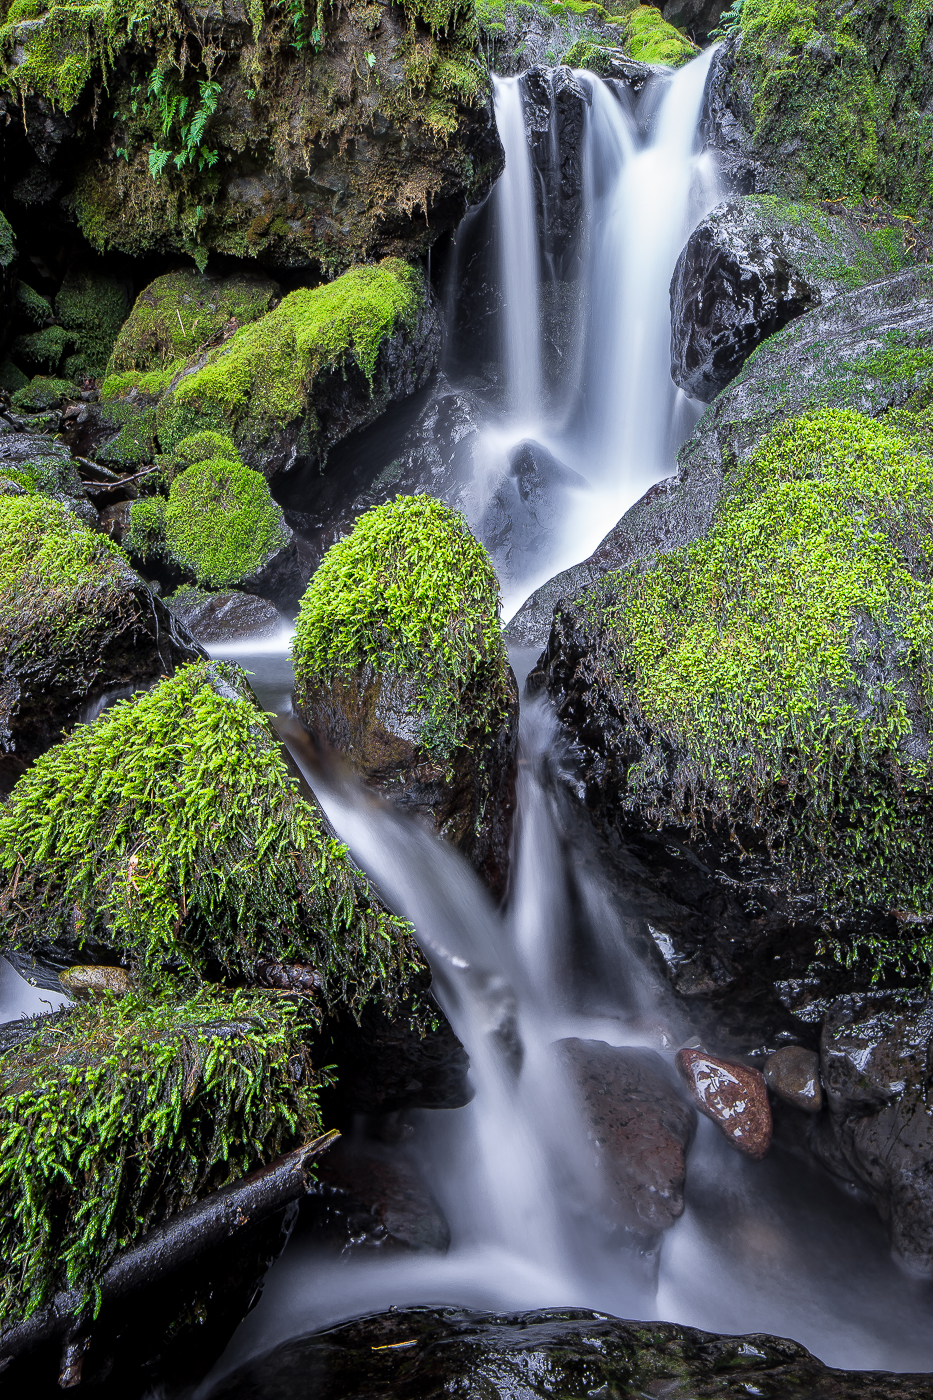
676,1046,772,1160
764,1044,823,1113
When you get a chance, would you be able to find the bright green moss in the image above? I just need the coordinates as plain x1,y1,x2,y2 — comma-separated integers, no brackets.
172,429,240,465
0,0,149,113
293,494,509,762
124,492,165,558
0,986,321,1326
107,269,280,378
100,363,182,400
0,660,422,1005
161,456,290,587
157,260,423,454
55,267,130,377
620,3,696,64
735,0,933,217
587,407,933,973
10,374,75,410
560,34,620,71
0,451,86,502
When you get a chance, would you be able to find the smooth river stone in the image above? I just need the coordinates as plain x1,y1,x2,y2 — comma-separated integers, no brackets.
675,1047,772,1160
764,1044,823,1113
557,1037,697,1236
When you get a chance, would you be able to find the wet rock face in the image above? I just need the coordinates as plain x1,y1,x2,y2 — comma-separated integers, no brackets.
205,1305,933,1400
813,995,933,1278
676,1047,772,1160
163,588,281,645
669,196,920,402
764,1045,822,1113
557,1038,696,1238
305,1137,450,1254
521,67,589,282
480,439,588,587
661,0,727,43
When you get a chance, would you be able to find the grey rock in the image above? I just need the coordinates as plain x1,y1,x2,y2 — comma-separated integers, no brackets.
813,994,933,1277
670,196,921,402
764,1044,822,1113
164,588,282,645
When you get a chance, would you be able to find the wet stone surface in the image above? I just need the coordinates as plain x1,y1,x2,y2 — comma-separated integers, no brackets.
764,1045,822,1113
303,1136,450,1256
676,1047,772,1160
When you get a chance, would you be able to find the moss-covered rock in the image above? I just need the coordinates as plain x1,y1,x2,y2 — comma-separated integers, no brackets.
0,359,28,394
10,324,73,375
54,265,130,378
105,269,281,384
127,454,302,606
156,259,441,480
0,430,97,526
13,279,53,329
0,986,320,1327
0,0,502,273
476,0,629,75
538,406,933,980
0,659,423,1007
9,372,75,411
706,0,933,218
0,493,201,792
619,3,696,63
293,495,518,896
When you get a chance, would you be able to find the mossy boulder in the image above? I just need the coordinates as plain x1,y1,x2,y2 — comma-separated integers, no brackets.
0,659,423,1009
293,495,518,897
126,454,303,608
537,406,933,988
156,259,440,482
705,0,933,218
0,0,502,273
0,493,201,792
0,987,320,1328
620,3,697,63
10,325,73,375
54,265,130,378
670,195,923,402
476,0,628,76
105,269,281,384
0,430,97,526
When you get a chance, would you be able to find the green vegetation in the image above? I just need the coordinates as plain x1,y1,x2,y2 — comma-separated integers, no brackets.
9,374,75,410
107,269,280,378
93,397,159,468
0,210,14,270
620,3,696,64
100,364,180,400
0,449,86,504
0,986,321,1325
55,266,130,377
293,494,510,763
11,324,73,374
0,359,28,393
745,195,916,290
156,259,424,455
734,0,933,217
584,407,933,975
14,280,52,327
0,660,422,1007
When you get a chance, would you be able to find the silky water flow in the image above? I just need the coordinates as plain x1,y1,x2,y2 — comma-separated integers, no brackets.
197,53,933,1381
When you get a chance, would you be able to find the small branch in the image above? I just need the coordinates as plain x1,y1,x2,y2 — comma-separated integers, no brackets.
80,465,160,491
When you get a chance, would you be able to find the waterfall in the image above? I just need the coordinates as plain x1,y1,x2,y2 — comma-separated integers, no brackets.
492,74,544,419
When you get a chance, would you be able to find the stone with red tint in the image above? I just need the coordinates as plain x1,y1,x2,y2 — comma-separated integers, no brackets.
675,1046,772,1160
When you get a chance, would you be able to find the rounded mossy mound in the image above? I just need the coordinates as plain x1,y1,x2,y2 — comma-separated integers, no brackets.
293,494,511,766
105,269,281,382
155,259,436,474
0,986,320,1328
620,4,697,64
726,0,933,217
543,406,933,976
0,660,422,1009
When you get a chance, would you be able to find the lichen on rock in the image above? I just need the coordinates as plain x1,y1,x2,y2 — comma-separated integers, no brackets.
0,986,322,1327
0,659,423,1009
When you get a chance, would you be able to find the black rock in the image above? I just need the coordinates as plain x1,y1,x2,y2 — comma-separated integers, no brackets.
164,588,282,646
480,439,588,588
303,1136,450,1255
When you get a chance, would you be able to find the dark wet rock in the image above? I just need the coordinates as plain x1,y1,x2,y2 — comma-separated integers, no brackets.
557,1037,696,1237
164,587,282,645
764,1045,822,1114
676,1047,772,1160
670,196,922,402
304,1136,450,1254
0,430,97,527
204,1304,933,1400
481,439,588,588
661,0,727,44
98,498,133,543
812,994,933,1278
480,8,624,76
522,66,589,283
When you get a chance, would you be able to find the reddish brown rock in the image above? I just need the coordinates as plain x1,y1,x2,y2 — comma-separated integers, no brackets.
557,1038,697,1237
675,1047,772,1161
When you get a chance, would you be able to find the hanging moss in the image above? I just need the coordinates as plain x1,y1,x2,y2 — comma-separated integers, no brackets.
293,494,510,764
0,986,322,1327
14,279,53,329
11,324,73,375
572,406,933,976
54,267,130,378
106,269,280,378
156,259,425,455
0,659,423,1008
732,0,933,217
620,3,696,64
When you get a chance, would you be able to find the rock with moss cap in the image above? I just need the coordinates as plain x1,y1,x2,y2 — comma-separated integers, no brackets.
156,259,441,482
293,495,518,898
534,406,933,1045
0,0,502,273
126,453,303,609
619,3,697,63
703,0,933,218
670,196,927,402
0,658,424,1011
0,985,321,1330
0,430,97,526
0,493,201,793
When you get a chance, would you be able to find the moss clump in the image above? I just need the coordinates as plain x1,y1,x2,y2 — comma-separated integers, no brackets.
620,3,696,64
14,279,53,328
157,456,290,587
0,0,137,112
293,494,510,763
170,429,240,467
733,0,933,218
124,492,165,557
55,267,130,378
9,374,75,410
100,364,181,401
11,325,73,374
0,659,422,1005
107,269,280,378
0,986,321,1325
94,397,159,469
0,210,14,270
156,259,424,455
583,406,933,974
0,493,130,618
560,34,621,72
0,450,87,506
0,359,28,393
